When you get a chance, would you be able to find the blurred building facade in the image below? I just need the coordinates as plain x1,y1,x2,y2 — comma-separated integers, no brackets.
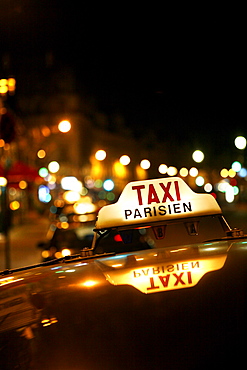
1,52,169,224
1,51,247,228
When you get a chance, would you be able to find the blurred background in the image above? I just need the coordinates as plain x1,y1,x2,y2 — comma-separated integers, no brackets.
0,2,246,269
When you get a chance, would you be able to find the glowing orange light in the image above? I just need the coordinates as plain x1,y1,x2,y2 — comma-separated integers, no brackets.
10,201,20,210
0,177,7,186
82,280,97,287
61,222,69,229
42,250,50,259
58,120,71,133
8,78,16,89
19,180,27,189
41,126,51,137
61,248,71,257
37,149,46,158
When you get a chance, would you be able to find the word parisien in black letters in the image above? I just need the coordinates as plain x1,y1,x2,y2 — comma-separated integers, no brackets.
124,181,192,220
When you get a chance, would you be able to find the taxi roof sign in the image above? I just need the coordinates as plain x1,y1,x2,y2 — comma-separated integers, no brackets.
95,177,222,229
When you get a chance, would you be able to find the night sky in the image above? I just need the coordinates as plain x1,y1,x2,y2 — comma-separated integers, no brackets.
1,2,246,158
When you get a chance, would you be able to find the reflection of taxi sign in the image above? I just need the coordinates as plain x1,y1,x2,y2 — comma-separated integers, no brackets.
96,245,228,294
102,255,227,294
95,177,221,229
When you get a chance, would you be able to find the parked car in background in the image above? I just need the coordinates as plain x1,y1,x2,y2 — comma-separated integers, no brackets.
37,196,97,260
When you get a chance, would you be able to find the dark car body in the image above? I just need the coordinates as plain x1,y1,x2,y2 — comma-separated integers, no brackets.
38,221,95,260
1,177,246,369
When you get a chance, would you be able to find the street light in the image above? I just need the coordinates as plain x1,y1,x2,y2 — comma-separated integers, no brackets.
140,159,150,170
58,120,71,133
48,161,60,173
167,166,178,176
234,136,246,150
119,155,131,166
158,164,167,174
189,167,199,177
179,167,188,177
192,150,204,163
0,177,7,187
95,150,106,161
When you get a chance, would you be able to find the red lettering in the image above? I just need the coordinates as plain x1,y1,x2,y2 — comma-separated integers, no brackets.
174,180,181,201
187,271,192,284
158,275,170,287
147,277,160,290
133,180,181,207
148,184,160,204
159,182,174,202
146,272,193,291
132,185,145,205
173,273,186,286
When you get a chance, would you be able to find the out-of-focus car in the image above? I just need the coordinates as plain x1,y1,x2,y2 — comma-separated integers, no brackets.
1,177,247,369
38,214,95,260
37,196,97,260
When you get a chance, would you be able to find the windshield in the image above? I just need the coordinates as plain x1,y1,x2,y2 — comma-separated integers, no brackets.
93,214,230,255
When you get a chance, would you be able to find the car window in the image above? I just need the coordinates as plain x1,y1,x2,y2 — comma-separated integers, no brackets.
93,215,228,255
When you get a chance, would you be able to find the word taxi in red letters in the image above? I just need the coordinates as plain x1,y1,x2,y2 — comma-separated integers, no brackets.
124,180,192,220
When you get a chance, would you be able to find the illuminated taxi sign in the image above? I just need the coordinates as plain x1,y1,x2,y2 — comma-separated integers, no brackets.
95,177,221,229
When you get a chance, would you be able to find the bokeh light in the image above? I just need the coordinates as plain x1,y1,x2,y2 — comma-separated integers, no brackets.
119,155,131,165
10,201,20,210
19,180,27,189
179,167,188,177
192,150,204,163
140,159,151,170
48,161,60,173
63,190,81,203
0,177,8,186
231,161,241,172
238,168,247,177
234,136,246,150
39,167,49,178
37,149,46,158
167,166,178,176
195,176,205,186
220,168,229,178
61,176,82,192
103,179,114,191
189,167,199,177
204,183,213,192
58,120,71,133
228,169,236,178
158,164,167,174
95,150,107,161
